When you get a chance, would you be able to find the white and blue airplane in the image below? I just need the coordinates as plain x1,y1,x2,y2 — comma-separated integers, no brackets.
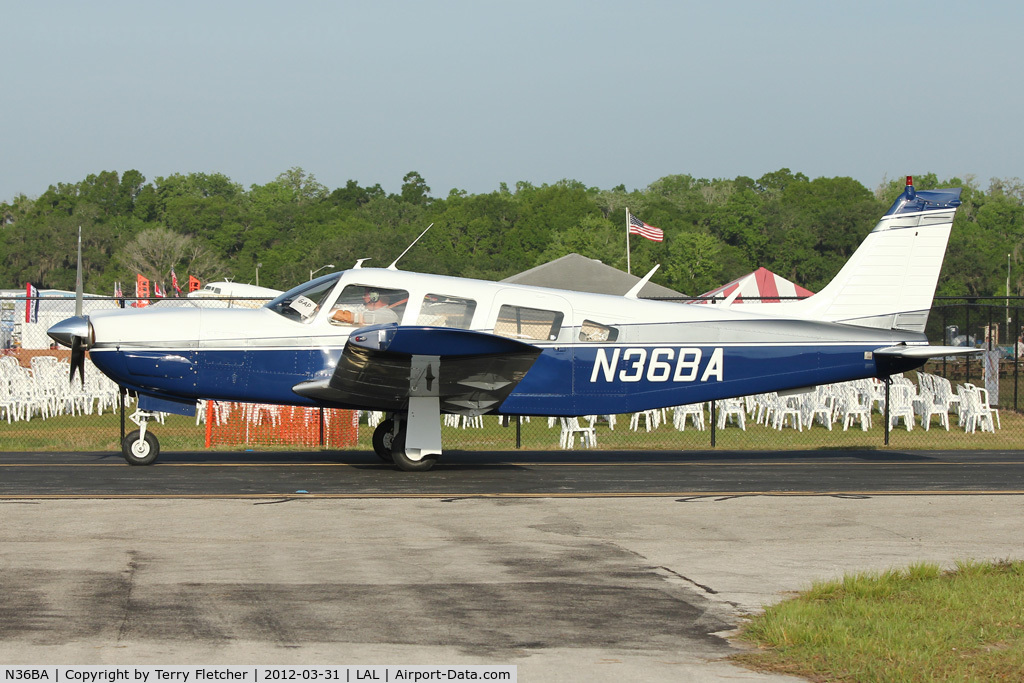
49,178,974,471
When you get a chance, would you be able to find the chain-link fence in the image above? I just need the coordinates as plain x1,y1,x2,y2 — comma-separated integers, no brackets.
2,294,1021,454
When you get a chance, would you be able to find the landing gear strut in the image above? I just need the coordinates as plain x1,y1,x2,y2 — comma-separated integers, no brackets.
122,409,161,465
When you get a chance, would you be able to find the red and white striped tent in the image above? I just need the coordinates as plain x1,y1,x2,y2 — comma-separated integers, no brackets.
693,267,814,304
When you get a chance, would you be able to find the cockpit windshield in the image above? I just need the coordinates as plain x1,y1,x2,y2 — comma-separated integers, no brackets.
265,273,342,323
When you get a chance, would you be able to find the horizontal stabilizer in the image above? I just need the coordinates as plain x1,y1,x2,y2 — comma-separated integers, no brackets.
873,345,982,359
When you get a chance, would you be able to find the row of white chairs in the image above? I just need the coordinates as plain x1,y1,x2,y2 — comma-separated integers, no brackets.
424,372,1005,451
0,355,123,424
618,374,1003,436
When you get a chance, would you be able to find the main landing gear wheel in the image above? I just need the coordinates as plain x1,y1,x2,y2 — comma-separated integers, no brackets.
390,428,438,472
372,419,395,463
122,429,159,466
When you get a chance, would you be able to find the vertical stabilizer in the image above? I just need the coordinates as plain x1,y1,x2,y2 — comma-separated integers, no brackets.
789,177,961,332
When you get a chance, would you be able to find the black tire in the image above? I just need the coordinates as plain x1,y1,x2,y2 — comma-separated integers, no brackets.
372,419,395,462
390,428,438,472
122,429,159,466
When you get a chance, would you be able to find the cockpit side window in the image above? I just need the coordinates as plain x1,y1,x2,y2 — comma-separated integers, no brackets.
416,294,477,329
265,273,342,323
494,305,563,341
329,285,409,327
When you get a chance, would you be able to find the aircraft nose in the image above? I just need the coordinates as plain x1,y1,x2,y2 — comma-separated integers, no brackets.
47,315,92,349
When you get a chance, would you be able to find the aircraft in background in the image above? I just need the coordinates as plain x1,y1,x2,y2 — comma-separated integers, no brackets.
186,281,282,307
49,177,975,471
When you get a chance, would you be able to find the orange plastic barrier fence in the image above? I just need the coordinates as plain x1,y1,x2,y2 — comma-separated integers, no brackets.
204,402,359,449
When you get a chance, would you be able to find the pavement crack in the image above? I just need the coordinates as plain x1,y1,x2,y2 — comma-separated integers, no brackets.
656,565,719,595
607,541,739,608
116,550,142,643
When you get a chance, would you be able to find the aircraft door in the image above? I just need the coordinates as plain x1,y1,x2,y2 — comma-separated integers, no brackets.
488,288,575,414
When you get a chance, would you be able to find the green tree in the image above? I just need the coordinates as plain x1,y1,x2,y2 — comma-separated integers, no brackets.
116,226,224,289
400,171,431,206
274,167,328,203
665,231,724,295
328,179,384,209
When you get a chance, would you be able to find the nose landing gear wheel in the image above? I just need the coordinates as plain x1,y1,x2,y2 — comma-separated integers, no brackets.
122,429,159,466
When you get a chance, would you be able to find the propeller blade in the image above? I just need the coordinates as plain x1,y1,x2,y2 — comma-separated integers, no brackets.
69,336,85,386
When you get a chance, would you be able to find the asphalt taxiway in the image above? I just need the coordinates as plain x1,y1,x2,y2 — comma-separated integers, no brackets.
2,448,1024,498
2,450,1023,681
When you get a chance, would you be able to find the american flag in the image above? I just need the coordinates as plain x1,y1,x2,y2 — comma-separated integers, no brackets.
171,268,182,296
628,212,664,242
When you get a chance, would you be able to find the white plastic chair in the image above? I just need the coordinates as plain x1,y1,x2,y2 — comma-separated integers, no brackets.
559,417,596,449
959,384,999,433
771,394,803,431
672,403,705,431
975,386,1000,430
629,409,662,431
836,383,871,431
716,398,746,430
800,386,834,431
887,382,916,431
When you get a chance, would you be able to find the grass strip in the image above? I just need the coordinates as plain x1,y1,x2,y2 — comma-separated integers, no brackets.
735,560,1024,682
2,410,1023,452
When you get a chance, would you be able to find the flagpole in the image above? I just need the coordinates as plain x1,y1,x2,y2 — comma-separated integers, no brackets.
626,208,632,275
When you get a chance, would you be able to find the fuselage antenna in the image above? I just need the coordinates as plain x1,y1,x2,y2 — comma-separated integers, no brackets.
388,223,434,270
624,264,660,300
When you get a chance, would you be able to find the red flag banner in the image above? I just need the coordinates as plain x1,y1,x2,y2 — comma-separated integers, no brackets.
25,283,39,323
135,274,150,308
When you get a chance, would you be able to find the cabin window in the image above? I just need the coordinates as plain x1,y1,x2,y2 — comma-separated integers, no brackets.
416,294,477,329
494,305,563,341
329,285,409,327
579,320,618,343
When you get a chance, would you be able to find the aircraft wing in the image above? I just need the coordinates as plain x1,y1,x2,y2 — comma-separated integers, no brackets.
292,325,542,414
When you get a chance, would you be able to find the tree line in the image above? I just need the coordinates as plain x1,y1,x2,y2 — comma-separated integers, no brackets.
1,167,1022,298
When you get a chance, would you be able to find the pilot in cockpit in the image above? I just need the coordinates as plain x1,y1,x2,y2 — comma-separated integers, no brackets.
330,287,400,326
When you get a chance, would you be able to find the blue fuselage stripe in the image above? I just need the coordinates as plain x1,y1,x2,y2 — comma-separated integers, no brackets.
91,343,883,416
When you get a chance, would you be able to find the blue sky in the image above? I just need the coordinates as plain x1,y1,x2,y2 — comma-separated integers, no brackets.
3,1,1020,202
